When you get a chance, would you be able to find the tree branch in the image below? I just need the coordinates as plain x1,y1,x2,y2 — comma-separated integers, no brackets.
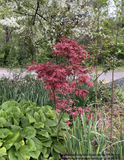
14,3,47,22
13,11,34,16
36,12,47,21
32,0,39,25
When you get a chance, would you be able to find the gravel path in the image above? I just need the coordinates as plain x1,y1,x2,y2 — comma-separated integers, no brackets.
108,77,124,88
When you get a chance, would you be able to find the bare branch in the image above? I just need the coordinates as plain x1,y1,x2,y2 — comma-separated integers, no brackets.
13,11,34,16
32,0,40,25
36,12,47,21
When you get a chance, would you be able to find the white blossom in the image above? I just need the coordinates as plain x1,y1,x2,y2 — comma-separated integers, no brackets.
0,17,20,28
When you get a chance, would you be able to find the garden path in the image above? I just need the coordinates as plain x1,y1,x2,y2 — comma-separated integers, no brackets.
0,68,124,82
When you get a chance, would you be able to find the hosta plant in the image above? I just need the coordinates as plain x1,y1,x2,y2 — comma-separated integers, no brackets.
0,100,70,160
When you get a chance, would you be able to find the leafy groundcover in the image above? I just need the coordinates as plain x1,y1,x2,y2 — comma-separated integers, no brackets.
0,100,69,160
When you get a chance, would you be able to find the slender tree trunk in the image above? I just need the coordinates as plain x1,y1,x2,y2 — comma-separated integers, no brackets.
4,26,10,64
110,3,122,141
95,8,100,110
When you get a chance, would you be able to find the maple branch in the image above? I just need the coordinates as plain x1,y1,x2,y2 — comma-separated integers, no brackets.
52,89,56,110
57,110,65,141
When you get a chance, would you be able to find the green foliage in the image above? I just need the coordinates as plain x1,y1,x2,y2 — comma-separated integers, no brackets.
0,75,54,107
0,100,69,160
72,80,114,108
116,41,124,59
115,84,124,102
64,114,124,159
65,114,111,157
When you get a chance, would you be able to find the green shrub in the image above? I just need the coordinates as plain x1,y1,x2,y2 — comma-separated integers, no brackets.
0,100,69,160
72,81,114,108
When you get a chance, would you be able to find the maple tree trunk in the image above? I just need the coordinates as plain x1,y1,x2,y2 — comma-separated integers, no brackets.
52,89,56,110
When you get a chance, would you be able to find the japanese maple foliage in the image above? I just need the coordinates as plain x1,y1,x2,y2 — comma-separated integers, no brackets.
27,36,94,120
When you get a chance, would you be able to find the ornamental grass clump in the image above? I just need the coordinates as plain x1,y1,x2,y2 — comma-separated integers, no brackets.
0,76,50,106
64,114,124,160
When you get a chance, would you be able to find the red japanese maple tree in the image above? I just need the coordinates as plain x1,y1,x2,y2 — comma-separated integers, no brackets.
27,36,94,122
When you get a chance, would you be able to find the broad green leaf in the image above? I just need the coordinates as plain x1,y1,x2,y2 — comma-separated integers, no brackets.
44,154,49,158
59,121,70,129
37,130,50,138
53,141,66,154
14,142,23,151
39,112,46,122
41,105,52,111
45,109,55,119
21,116,29,128
0,129,12,138
49,157,54,160
44,119,57,127
61,113,70,121
13,118,19,125
46,147,50,156
3,141,14,150
8,147,18,160
42,147,47,156
0,147,7,156
0,110,7,118
6,106,21,114
0,117,10,126
42,140,52,147
51,128,57,137
19,145,30,157
4,132,19,142
0,157,5,160
15,151,26,160
1,101,17,110
19,140,25,146
26,139,36,151
21,127,36,139
27,113,36,123
32,137,43,151
44,125,51,133
0,140,2,147
34,122,44,129
37,135,51,142
11,125,22,133
34,112,41,122
29,150,40,159
51,149,60,160
14,139,25,151
12,111,23,119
